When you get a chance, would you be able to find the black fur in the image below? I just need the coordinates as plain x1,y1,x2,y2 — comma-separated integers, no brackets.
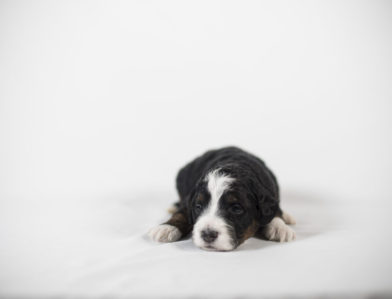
165,146,282,249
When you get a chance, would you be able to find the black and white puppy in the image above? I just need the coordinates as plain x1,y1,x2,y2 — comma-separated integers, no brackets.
149,146,295,251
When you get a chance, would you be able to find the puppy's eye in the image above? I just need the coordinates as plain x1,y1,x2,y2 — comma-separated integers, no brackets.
195,203,202,213
229,203,244,215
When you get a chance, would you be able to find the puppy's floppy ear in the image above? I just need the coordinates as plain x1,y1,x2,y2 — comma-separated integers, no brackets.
185,188,196,225
257,193,279,225
249,177,279,225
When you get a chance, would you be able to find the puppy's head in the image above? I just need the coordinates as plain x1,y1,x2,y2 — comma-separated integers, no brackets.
189,168,277,251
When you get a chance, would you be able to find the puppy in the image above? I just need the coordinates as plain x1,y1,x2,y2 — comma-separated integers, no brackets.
149,146,295,251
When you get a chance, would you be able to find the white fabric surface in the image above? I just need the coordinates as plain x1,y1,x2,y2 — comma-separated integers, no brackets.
1,192,391,298
1,0,392,298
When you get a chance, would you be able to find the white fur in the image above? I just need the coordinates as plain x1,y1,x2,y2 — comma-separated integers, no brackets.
148,224,181,242
167,204,178,214
264,217,296,242
192,169,235,251
282,211,296,225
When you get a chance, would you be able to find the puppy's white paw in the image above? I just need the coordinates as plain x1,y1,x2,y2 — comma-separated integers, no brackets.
265,217,296,242
148,224,181,242
167,204,179,214
282,211,296,225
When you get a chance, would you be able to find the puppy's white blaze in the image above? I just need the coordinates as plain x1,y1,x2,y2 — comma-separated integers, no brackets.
193,169,235,251
205,169,234,216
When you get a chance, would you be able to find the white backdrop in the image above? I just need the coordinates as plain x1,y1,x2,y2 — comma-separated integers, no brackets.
1,1,392,298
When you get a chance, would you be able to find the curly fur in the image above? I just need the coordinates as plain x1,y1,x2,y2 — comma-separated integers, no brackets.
149,146,295,251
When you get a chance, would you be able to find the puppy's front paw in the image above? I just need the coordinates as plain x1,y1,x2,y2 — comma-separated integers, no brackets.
282,211,296,225
265,217,296,242
148,224,182,242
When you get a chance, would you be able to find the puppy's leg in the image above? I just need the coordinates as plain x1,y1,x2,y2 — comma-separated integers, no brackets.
167,201,180,214
149,207,192,243
262,217,296,242
281,210,296,225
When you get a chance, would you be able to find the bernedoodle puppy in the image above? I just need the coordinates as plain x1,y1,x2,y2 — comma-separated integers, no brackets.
149,146,295,251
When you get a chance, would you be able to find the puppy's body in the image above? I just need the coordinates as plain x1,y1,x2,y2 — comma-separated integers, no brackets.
149,146,295,251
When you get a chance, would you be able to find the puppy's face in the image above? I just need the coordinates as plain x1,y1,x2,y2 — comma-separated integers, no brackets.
190,169,259,251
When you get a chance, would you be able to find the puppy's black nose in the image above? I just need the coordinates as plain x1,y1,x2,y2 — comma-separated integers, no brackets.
201,229,218,243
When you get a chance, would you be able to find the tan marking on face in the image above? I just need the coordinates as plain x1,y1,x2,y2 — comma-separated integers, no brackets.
238,220,258,245
226,195,238,204
196,194,204,202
